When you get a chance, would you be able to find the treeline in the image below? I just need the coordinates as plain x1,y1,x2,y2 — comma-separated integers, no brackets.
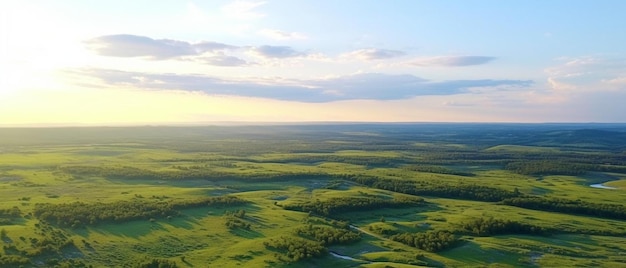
34,196,247,227
339,174,521,202
294,224,361,246
340,174,626,221
59,165,159,180
420,149,626,174
505,161,589,176
263,154,409,167
402,164,474,176
0,206,21,225
59,165,330,182
390,230,457,252
389,217,548,252
130,258,178,268
593,164,626,174
459,217,548,236
263,236,327,262
282,195,424,216
0,255,30,266
501,197,626,220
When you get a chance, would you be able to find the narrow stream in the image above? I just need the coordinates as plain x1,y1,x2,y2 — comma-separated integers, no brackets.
590,183,617,189
329,252,364,262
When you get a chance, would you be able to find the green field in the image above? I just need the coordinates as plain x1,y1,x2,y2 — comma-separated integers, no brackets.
0,124,625,267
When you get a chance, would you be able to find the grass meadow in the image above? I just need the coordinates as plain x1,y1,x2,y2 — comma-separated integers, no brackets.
0,124,625,267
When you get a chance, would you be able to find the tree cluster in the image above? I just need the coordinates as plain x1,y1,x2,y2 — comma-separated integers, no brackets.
263,236,327,262
132,258,178,268
282,195,423,216
294,224,361,246
390,230,458,252
224,209,251,230
458,217,548,236
0,206,21,225
33,196,247,227
0,255,30,266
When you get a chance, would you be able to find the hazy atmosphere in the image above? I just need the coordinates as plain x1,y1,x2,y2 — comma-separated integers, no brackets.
2,3,626,266
2,0,626,125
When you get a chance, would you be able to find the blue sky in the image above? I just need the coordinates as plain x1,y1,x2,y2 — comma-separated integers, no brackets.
1,0,625,125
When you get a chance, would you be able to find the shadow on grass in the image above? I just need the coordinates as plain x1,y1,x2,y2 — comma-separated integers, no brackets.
439,239,523,267
329,235,387,257
580,172,620,186
229,227,265,239
417,256,446,268
71,204,263,238
339,202,442,224
74,220,166,238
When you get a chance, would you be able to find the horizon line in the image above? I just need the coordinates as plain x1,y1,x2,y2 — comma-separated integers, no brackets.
2,121,626,128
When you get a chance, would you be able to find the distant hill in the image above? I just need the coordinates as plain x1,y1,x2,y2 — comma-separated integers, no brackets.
531,129,626,150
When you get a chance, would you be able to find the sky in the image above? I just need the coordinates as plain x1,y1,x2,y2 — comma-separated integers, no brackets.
1,0,626,126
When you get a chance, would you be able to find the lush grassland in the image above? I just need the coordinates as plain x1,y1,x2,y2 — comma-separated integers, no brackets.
0,124,625,267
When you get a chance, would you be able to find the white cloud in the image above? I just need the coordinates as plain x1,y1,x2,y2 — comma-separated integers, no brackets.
192,55,249,67
409,56,496,67
85,34,252,67
249,45,305,59
66,68,532,102
341,48,406,61
85,34,239,59
258,29,307,40
602,76,626,89
544,56,626,93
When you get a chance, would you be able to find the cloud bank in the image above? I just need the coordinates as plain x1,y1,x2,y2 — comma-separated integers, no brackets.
343,48,406,60
85,34,312,64
68,68,532,102
409,56,496,67
258,29,307,40
85,34,237,59
250,45,305,59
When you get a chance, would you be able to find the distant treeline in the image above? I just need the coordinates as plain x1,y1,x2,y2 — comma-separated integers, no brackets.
338,174,521,202
501,196,626,220
402,164,474,176
505,161,589,176
59,165,329,182
282,195,424,216
267,154,408,167
339,174,626,221
506,160,626,176
33,196,247,227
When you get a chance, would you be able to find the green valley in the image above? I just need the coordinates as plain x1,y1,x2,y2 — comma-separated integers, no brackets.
0,124,625,267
